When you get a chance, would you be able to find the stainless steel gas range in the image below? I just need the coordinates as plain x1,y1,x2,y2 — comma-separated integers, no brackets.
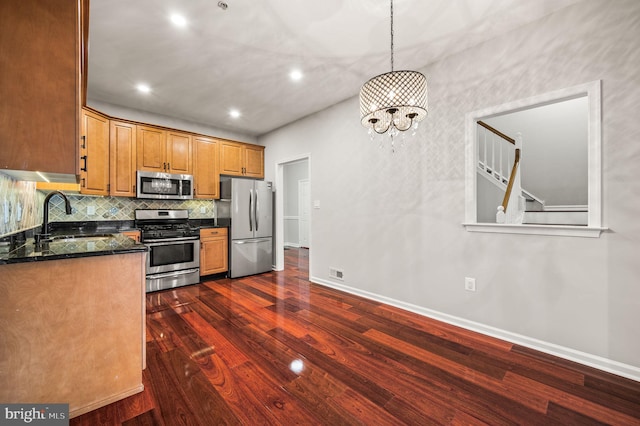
135,209,200,292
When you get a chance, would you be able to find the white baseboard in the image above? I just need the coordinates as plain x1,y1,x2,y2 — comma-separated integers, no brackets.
284,243,301,248
311,275,640,383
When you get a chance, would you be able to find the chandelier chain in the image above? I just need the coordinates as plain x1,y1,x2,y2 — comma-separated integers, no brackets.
390,0,394,72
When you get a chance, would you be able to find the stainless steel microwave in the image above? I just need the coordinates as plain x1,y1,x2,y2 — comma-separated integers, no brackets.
136,171,193,200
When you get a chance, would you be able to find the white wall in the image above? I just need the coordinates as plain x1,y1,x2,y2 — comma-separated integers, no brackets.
260,0,640,377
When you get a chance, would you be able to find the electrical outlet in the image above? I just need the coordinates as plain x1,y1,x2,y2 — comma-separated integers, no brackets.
87,205,96,216
465,277,476,292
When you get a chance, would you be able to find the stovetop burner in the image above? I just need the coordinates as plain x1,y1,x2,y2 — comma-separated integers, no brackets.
134,209,198,241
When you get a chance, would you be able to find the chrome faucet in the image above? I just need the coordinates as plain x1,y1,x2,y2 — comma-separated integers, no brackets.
35,191,72,243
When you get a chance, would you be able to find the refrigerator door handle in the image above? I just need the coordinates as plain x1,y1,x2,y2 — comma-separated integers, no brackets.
249,189,253,232
255,189,259,231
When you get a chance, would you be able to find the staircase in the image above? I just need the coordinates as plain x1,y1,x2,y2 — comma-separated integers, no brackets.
477,121,587,226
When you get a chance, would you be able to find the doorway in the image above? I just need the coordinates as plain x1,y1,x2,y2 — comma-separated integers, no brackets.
274,154,310,273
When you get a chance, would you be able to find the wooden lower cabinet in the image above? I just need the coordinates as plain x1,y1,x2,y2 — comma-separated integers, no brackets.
200,227,228,276
0,253,146,418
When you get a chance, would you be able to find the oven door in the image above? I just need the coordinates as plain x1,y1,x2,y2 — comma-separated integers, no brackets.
145,237,200,275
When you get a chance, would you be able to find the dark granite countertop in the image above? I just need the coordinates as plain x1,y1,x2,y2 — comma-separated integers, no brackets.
0,234,147,265
190,218,231,228
0,218,230,265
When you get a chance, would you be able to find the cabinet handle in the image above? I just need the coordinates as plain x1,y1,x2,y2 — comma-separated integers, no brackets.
81,135,86,149
163,162,167,171
133,185,136,194
167,162,170,171
80,155,87,172
81,177,85,188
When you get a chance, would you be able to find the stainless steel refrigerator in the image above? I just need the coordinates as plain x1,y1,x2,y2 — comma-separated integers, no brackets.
221,178,273,278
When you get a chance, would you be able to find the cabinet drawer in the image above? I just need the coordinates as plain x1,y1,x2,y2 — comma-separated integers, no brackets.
200,227,228,239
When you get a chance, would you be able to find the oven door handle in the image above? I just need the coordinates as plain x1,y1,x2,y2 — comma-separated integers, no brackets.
143,236,200,243
146,268,200,280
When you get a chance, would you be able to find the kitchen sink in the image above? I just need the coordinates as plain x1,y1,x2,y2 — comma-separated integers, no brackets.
48,234,116,243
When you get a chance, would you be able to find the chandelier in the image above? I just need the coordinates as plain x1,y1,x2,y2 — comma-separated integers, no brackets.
359,0,427,146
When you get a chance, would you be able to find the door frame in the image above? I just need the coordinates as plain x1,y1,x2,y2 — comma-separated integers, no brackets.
298,178,310,248
274,153,311,271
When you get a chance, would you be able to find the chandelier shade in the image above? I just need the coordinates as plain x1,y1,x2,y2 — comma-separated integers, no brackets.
359,70,428,134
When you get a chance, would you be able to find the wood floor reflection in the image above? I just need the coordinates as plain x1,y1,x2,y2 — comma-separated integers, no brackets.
72,248,640,425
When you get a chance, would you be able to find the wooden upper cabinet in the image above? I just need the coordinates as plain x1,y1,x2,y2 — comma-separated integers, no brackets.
136,126,192,174
194,136,220,199
220,141,264,178
79,109,110,195
220,141,243,176
0,0,80,175
136,125,166,172
244,144,265,178
166,131,192,174
110,120,137,197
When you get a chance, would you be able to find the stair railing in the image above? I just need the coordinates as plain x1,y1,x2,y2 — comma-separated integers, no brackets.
477,120,515,185
476,121,524,223
497,144,523,223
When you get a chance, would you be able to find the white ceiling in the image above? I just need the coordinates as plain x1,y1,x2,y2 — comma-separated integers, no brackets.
87,0,581,136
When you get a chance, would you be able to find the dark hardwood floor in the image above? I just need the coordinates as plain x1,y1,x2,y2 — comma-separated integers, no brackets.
71,248,640,425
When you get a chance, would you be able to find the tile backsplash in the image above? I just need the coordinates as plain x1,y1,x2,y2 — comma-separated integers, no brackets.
0,172,44,237
0,171,221,237
46,195,217,222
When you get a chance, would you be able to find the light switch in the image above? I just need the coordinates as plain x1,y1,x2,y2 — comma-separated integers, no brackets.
313,200,321,209
87,205,96,215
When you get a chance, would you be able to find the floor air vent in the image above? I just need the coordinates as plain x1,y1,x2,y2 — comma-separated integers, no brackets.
329,267,344,280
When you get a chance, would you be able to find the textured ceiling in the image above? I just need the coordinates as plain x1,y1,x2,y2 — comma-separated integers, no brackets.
87,0,581,136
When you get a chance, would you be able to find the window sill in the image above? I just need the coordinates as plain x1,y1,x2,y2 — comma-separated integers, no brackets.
462,223,607,238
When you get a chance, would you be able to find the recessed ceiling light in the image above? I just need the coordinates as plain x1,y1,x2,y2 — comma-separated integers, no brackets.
136,83,151,94
170,13,187,28
289,69,303,82
229,109,241,119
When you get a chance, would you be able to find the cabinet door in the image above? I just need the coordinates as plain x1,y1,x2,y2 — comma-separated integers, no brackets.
80,109,109,195
244,145,264,178
110,120,137,197
0,0,79,175
136,125,166,172
194,136,219,199
200,229,228,276
167,131,192,174
219,141,243,176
